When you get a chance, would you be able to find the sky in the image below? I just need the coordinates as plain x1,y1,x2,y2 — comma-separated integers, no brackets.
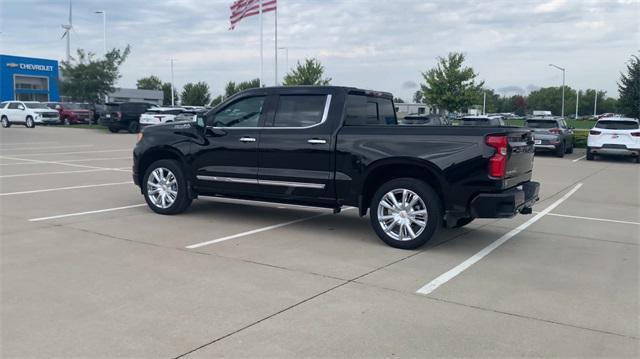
1,0,638,101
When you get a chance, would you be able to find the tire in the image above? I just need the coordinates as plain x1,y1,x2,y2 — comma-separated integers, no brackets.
128,121,140,134
108,127,120,133
63,118,71,126
451,217,474,228
566,140,574,154
555,142,565,158
586,147,594,161
1,116,10,128
142,159,192,215
25,116,35,128
370,178,442,249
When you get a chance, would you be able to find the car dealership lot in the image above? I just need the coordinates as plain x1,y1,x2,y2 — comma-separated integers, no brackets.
1,127,638,357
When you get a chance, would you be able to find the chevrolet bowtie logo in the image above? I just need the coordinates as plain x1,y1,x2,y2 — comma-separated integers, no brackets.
6,63,19,68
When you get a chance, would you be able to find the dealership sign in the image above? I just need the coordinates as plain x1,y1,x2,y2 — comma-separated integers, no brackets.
5,62,54,72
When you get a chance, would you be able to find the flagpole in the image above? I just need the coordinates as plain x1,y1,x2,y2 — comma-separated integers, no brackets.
275,5,278,85
259,0,263,87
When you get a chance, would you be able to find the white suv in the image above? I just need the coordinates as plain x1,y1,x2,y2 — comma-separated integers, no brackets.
587,117,640,163
0,101,61,128
139,107,185,128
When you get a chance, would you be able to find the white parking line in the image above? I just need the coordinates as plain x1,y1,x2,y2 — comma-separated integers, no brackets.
0,155,129,172
416,183,583,296
0,144,94,152
29,204,147,222
0,168,113,178
0,141,58,147
0,157,131,166
0,181,132,196
572,155,586,162
545,212,640,226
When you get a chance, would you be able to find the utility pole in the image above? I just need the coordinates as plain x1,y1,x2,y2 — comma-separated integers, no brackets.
549,64,566,118
482,91,486,115
170,59,176,106
593,91,598,117
95,10,106,55
575,90,579,119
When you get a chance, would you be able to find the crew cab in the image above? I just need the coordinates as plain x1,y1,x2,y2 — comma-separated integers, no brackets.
99,102,157,133
0,101,60,128
139,107,185,128
46,102,93,125
525,117,575,157
587,117,640,163
133,86,539,249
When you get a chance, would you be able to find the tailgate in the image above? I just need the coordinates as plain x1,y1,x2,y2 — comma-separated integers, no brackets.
505,129,535,184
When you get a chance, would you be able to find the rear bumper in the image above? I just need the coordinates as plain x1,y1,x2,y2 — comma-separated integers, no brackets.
470,181,540,218
589,146,640,156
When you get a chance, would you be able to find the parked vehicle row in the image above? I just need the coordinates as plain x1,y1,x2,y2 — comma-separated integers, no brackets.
0,101,60,128
100,104,209,133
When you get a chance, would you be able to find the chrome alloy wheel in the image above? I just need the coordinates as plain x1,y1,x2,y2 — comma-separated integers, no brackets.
377,188,428,241
147,167,178,209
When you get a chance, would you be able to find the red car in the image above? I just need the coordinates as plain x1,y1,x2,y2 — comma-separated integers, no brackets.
46,102,93,125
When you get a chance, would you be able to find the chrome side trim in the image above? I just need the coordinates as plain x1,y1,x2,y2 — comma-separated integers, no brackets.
196,175,258,184
259,179,326,189
211,94,332,130
196,175,325,189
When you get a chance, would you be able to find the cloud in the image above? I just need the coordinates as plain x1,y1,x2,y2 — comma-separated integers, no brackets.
0,0,636,100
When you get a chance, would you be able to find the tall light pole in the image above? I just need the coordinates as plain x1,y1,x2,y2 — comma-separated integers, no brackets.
95,10,106,55
482,91,486,115
278,47,288,83
170,59,176,106
575,90,579,119
593,91,598,117
549,63,565,118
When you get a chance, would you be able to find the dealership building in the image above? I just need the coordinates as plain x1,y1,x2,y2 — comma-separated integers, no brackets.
0,54,60,102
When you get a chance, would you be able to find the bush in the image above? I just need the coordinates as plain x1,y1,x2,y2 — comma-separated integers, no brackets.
573,130,589,148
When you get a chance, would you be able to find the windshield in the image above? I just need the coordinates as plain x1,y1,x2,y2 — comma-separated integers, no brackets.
595,120,639,130
24,103,50,109
525,120,557,128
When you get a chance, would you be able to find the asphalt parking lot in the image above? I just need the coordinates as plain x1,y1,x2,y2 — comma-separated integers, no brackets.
1,126,638,358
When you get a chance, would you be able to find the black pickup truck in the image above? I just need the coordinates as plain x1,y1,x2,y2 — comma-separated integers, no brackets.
133,86,539,249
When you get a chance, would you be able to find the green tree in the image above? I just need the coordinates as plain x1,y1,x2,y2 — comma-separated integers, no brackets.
393,97,405,103
210,95,224,107
473,88,501,113
161,82,179,106
412,90,423,103
224,78,260,98
420,52,484,113
618,54,640,118
282,58,331,85
136,75,162,90
181,82,211,106
527,86,576,116
59,46,130,103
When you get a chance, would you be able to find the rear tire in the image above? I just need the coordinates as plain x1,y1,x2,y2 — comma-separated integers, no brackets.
108,127,119,133
1,116,10,128
586,147,595,161
370,178,442,250
25,116,35,128
555,142,565,158
128,121,140,134
566,140,574,154
142,159,192,215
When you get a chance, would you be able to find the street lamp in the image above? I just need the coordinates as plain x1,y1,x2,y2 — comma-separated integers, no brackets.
169,59,176,106
94,10,106,55
549,63,565,118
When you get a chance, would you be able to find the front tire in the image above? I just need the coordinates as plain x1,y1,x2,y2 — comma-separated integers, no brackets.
1,116,10,128
370,178,442,249
142,160,192,215
25,116,35,128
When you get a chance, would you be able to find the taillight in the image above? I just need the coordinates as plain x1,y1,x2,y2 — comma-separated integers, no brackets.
589,130,601,135
486,135,508,179
548,128,561,134
631,132,640,137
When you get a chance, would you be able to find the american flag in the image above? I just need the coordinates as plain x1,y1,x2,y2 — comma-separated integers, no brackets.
229,0,277,30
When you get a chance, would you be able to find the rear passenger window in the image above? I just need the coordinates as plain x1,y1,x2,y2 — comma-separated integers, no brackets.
273,95,327,127
344,95,397,125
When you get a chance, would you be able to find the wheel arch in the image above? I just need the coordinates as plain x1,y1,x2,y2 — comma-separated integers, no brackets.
137,146,189,187
358,157,447,216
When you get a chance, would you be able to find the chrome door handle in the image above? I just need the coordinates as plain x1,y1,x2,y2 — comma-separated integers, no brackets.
307,139,327,144
239,137,256,142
